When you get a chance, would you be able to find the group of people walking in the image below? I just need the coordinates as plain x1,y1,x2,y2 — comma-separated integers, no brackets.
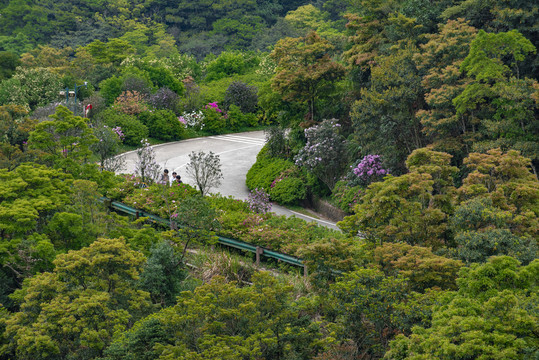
160,169,182,185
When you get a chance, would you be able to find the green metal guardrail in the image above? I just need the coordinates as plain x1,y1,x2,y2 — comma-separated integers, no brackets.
99,197,307,272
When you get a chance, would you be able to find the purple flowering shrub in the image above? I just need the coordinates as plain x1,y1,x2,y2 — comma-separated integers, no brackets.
247,188,272,214
347,154,389,186
294,119,347,190
112,126,125,141
148,87,180,112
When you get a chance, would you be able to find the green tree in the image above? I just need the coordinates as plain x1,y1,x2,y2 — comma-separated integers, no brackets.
451,197,537,265
330,268,409,358
104,272,326,359
284,4,343,40
373,243,463,292
0,51,21,80
2,237,151,360
28,106,97,172
458,149,538,239
271,31,345,125
350,46,424,173
0,163,72,238
453,30,538,172
415,18,478,165
139,241,186,307
339,148,458,248
0,105,37,170
386,256,539,359
84,38,136,66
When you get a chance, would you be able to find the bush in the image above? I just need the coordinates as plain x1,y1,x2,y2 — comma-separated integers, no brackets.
148,87,180,113
99,109,148,146
246,154,295,191
225,104,258,130
223,81,258,113
138,110,186,141
204,51,259,82
99,75,123,105
201,103,226,134
331,181,363,213
269,176,306,205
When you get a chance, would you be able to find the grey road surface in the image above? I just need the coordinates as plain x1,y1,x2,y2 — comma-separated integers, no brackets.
119,131,339,230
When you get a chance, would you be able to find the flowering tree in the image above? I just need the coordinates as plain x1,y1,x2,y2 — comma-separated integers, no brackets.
186,151,223,196
134,139,161,184
348,155,389,186
91,124,125,172
247,188,272,214
294,118,347,190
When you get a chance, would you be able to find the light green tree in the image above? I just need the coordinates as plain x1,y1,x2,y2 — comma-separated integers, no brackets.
2,237,152,360
385,256,539,359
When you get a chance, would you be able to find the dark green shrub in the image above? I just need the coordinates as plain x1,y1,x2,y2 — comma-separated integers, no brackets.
99,109,148,146
269,176,306,205
138,110,185,141
223,81,258,113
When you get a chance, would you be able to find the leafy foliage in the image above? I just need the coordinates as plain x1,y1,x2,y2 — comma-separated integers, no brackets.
223,80,258,113
138,109,186,141
2,237,151,360
386,256,539,359
271,31,345,123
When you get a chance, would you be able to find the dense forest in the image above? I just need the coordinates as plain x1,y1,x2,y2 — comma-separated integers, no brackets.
0,0,538,359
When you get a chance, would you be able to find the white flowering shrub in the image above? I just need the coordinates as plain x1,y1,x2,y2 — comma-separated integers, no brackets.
294,119,347,190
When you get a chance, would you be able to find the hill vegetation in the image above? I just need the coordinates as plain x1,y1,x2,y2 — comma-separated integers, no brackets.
0,0,537,359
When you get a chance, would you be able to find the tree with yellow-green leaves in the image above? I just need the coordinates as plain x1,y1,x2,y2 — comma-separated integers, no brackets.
1,237,152,360
28,105,97,173
271,31,345,125
102,272,327,360
385,256,539,359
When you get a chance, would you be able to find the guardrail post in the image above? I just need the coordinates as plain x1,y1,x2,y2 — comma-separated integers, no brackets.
135,211,140,219
303,265,308,278
255,246,263,266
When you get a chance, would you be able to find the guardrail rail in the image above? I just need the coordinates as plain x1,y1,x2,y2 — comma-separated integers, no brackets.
99,197,308,276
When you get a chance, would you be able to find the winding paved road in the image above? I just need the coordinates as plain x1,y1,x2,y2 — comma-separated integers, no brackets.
119,131,338,230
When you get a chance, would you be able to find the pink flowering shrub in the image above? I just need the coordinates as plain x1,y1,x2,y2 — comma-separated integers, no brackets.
247,188,272,214
201,102,226,134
